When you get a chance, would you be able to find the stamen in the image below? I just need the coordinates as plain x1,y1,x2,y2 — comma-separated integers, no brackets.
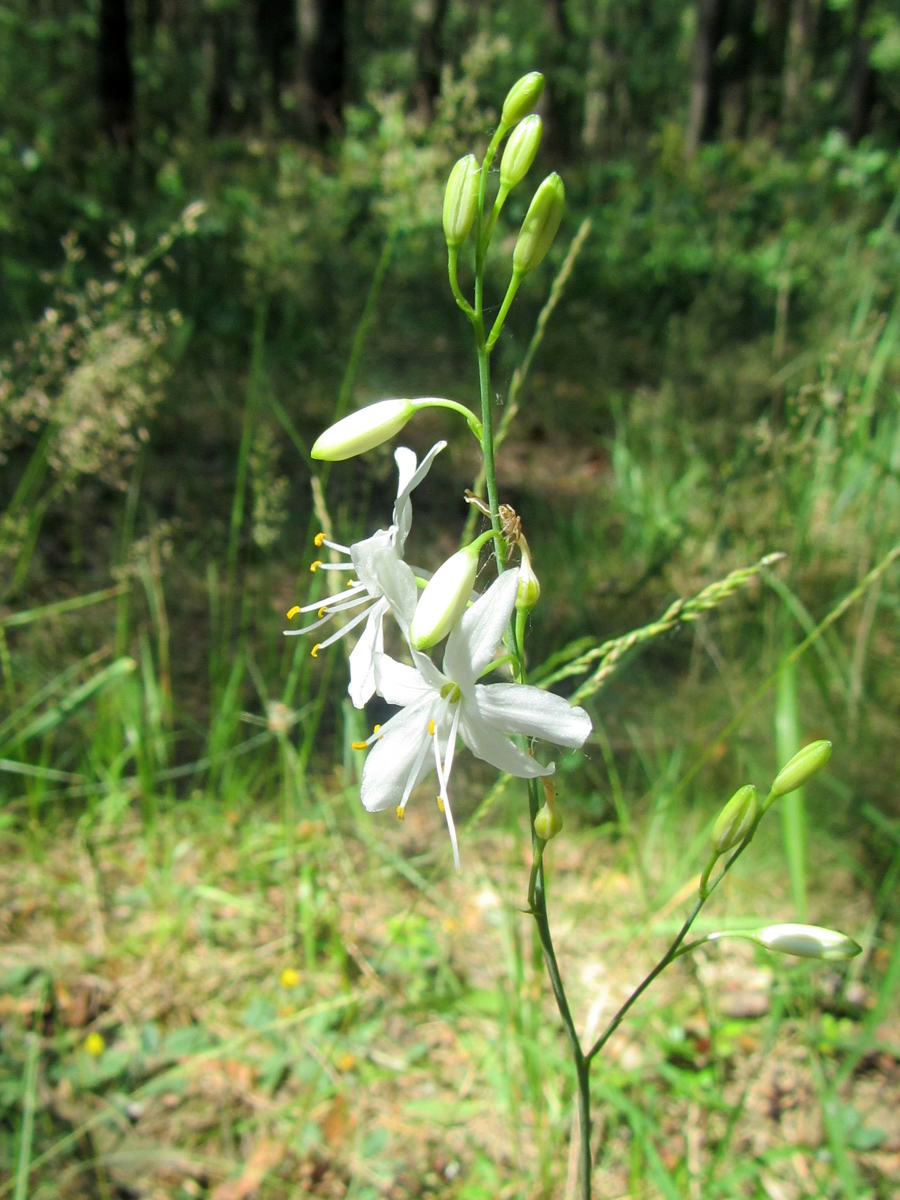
318,607,327,618
314,532,325,546
310,560,323,572
351,741,368,751
286,605,300,620
436,796,445,813
428,719,436,736
373,724,381,733
297,585,367,614
396,806,405,821
311,644,320,658
346,581,355,588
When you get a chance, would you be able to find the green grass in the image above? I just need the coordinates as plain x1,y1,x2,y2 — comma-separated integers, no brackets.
2,163,900,1198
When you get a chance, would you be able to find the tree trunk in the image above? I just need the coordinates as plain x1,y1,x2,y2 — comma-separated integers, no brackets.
415,0,449,118
208,7,239,134
98,0,135,148
847,0,875,143
782,0,819,124
307,0,346,143
685,0,728,154
543,0,582,160
255,0,298,113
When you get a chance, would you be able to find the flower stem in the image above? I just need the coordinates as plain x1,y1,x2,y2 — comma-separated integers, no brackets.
469,120,591,1197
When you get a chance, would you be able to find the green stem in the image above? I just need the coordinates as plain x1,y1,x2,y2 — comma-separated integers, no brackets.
470,120,590,1195
586,827,758,1063
447,246,475,319
487,270,523,351
413,396,483,441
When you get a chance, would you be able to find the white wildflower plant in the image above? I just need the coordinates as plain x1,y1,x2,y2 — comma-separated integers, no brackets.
286,73,862,1200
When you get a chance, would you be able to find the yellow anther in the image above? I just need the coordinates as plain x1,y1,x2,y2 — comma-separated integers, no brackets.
396,806,405,821
373,724,381,733
428,720,436,736
286,605,300,620
311,644,321,658
346,580,355,589
310,560,323,573
314,532,325,547
436,796,445,813
351,741,368,751
318,606,327,618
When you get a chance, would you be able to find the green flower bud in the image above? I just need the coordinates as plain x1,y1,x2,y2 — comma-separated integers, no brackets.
443,154,480,249
312,399,416,461
711,785,758,855
513,173,565,276
410,530,495,649
501,72,545,128
753,923,861,962
769,740,832,801
534,802,563,841
499,115,542,193
515,535,540,613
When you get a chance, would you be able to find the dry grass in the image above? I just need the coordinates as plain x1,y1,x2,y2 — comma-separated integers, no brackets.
1,784,897,1199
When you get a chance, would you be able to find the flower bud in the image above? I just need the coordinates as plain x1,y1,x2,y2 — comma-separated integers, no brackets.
312,399,416,461
513,173,565,276
711,784,758,855
411,534,492,649
753,923,861,962
534,802,563,841
443,154,480,248
769,740,832,801
501,72,545,128
515,536,540,613
500,115,542,193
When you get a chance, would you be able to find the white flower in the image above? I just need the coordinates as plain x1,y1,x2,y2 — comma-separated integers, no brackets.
285,441,445,707
356,569,592,868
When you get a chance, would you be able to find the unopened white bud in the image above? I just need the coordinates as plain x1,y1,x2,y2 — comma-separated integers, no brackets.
312,399,416,461
753,923,861,961
411,532,494,649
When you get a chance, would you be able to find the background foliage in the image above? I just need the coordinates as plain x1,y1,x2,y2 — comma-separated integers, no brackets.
1,1,899,1196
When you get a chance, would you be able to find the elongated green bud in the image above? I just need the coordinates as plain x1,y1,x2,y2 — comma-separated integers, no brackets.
515,535,540,613
534,777,562,840
443,154,480,248
500,115,542,193
753,923,861,961
769,740,832,801
513,173,565,275
410,530,495,649
501,72,545,128
534,802,563,840
711,785,758,855
312,399,416,460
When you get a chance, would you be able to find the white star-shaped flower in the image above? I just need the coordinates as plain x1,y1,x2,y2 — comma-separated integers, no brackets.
356,569,592,867
285,441,445,707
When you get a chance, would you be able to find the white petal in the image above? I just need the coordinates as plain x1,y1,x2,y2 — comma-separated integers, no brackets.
410,648,447,692
360,705,435,811
393,441,446,550
443,569,518,685
347,605,385,708
374,653,435,708
350,529,394,597
459,709,555,779
372,552,418,629
473,683,592,747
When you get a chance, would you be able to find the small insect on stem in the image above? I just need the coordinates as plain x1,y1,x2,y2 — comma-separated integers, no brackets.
464,490,523,547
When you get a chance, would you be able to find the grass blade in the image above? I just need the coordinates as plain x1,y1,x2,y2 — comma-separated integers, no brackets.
13,1034,40,1200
